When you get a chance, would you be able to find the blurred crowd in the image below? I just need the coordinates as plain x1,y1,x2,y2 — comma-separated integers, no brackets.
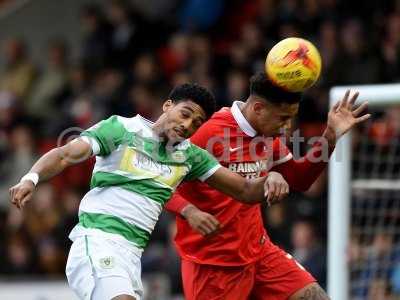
0,0,400,299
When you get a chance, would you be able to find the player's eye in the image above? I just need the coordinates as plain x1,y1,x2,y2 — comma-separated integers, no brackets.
181,111,191,118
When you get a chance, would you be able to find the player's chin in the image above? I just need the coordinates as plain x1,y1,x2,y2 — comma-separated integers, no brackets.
167,130,185,144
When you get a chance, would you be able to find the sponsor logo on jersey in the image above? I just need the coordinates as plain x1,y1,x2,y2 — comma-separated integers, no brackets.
134,151,172,176
229,146,241,153
227,160,268,178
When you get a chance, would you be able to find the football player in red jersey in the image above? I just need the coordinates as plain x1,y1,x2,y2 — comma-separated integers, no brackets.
165,72,370,300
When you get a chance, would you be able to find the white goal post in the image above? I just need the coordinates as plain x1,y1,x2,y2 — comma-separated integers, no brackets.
328,83,400,300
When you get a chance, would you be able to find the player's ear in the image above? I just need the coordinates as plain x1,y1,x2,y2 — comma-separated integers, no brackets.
162,99,174,112
253,101,266,115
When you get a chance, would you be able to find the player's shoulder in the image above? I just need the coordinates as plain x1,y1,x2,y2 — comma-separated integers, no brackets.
184,140,214,159
212,107,235,123
175,141,212,166
107,114,152,133
98,114,134,126
183,140,208,153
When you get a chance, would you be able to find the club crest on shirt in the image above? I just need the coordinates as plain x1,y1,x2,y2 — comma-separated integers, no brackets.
99,256,115,269
170,150,186,163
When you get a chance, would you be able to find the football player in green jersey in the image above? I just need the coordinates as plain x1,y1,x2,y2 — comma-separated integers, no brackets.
10,83,289,300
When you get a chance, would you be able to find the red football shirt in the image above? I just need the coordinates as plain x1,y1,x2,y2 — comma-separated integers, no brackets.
172,101,292,266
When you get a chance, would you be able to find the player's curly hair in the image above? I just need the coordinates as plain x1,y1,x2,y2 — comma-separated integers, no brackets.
168,83,216,119
250,72,302,104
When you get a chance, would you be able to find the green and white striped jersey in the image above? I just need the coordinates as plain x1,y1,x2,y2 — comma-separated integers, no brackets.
69,114,220,251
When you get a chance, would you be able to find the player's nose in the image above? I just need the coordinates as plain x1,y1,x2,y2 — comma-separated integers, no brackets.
181,119,193,131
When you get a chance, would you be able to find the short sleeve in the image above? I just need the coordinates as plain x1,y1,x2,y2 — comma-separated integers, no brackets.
272,137,293,167
81,115,128,156
184,145,221,182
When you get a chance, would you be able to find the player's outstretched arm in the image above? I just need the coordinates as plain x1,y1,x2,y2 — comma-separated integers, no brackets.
272,90,371,192
205,167,289,205
9,139,92,210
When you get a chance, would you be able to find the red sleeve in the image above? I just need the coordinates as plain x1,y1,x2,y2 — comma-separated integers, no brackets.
271,136,335,192
165,186,191,215
272,137,293,166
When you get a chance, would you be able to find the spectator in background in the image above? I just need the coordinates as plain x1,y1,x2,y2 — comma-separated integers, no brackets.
379,13,400,82
131,53,164,85
239,22,266,71
276,0,299,24
0,38,36,101
221,69,248,106
159,33,190,79
0,125,36,209
64,64,89,101
179,0,224,31
354,232,400,299
56,64,92,132
164,219,182,296
188,34,214,82
126,83,163,121
171,71,192,87
53,189,81,250
0,90,18,161
291,219,327,288
106,0,145,70
367,278,395,300
332,18,380,85
91,68,124,121
4,229,38,275
318,20,339,88
37,237,65,277
263,203,292,250
26,39,69,123
80,4,111,72
23,184,62,241
299,0,321,37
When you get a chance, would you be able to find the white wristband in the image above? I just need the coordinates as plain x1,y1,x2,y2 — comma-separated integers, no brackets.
20,173,39,186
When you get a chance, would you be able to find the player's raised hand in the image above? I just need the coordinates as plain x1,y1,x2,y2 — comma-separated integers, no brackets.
328,90,371,138
264,171,289,206
181,204,220,236
9,180,36,210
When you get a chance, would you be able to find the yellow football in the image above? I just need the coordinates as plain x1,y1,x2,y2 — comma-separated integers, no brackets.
265,37,322,92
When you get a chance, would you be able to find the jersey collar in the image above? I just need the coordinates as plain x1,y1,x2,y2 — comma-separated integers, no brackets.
135,114,159,140
231,101,257,137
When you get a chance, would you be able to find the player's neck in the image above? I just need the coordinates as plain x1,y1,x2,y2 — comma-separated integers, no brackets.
152,115,168,140
240,102,259,134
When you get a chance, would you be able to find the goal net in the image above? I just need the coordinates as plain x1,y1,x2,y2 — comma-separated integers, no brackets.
328,84,400,300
